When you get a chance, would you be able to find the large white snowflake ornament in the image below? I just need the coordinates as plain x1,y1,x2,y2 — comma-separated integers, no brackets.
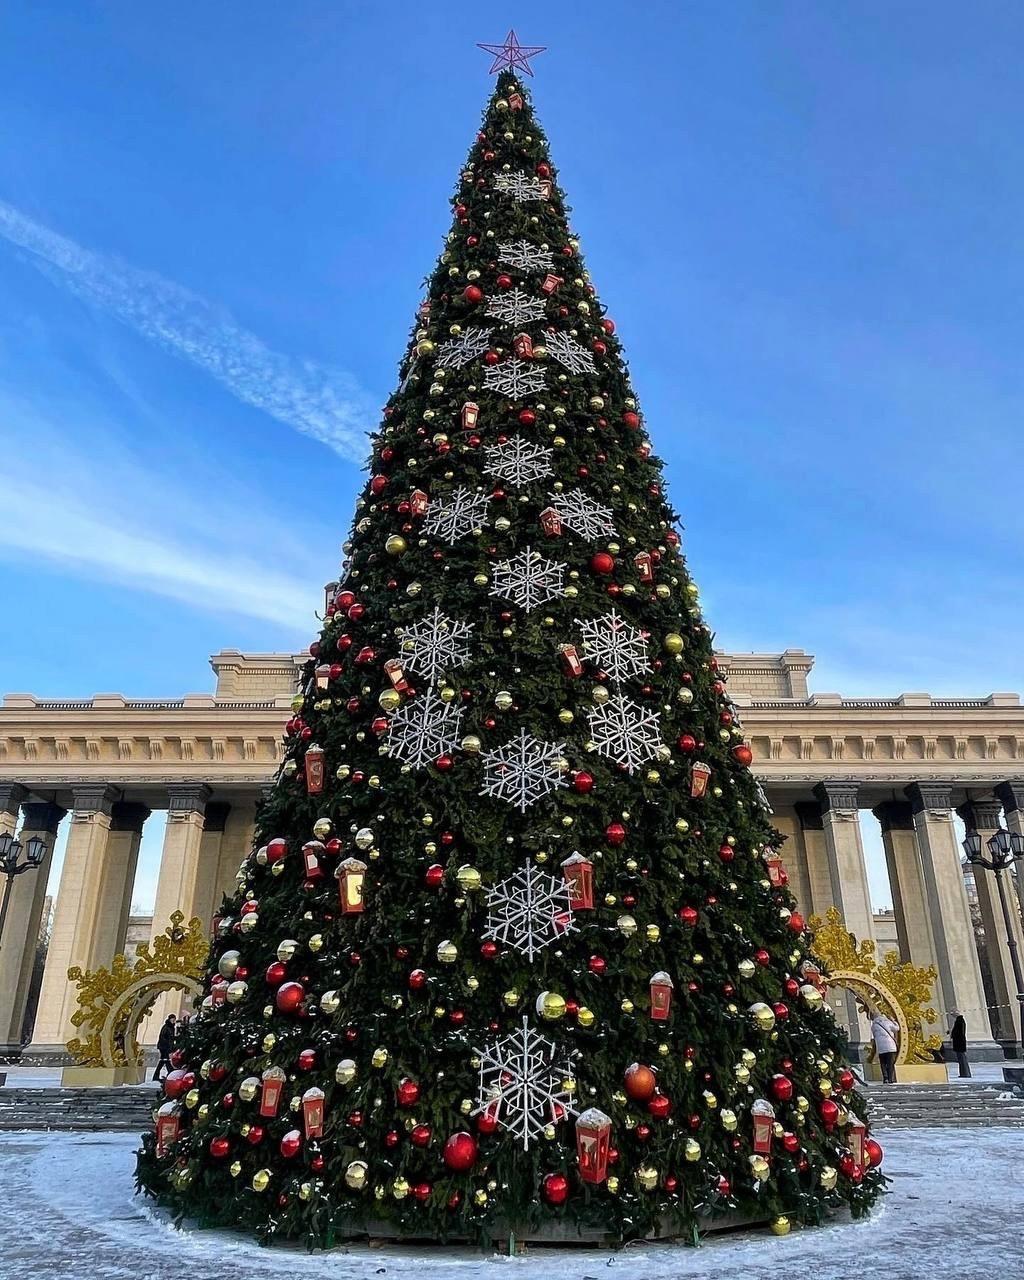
480,729,567,812
489,546,566,613
578,610,650,683
473,1018,577,1150
483,862,575,961
544,329,598,376
387,691,464,771
435,326,495,370
483,357,547,399
498,240,555,273
422,486,489,545
485,288,547,326
493,171,549,202
398,606,473,685
586,692,663,774
484,437,553,487
549,488,616,540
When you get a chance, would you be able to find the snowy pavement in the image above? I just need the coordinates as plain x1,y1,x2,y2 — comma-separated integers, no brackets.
1,1127,1021,1280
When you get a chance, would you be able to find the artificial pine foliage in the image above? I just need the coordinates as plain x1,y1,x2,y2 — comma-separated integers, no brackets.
137,69,885,1248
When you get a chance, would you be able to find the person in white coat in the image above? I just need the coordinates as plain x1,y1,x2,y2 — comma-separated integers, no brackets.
870,1009,900,1084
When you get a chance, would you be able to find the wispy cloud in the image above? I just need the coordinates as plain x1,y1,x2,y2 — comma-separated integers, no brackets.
0,395,325,629
0,199,376,461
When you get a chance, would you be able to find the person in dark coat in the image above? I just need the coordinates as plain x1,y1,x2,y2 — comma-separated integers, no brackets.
153,1014,176,1081
951,1011,970,1078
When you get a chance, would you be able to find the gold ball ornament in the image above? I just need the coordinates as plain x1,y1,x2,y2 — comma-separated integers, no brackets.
820,1166,838,1190
276,939,298,962
229,1160,242,1178
312,818,332,839
345,1160,369,1190
456,865,482,892
226,979,248,1004
770,1216,791,1236
749,1002,776,1032
737,959,756,979
252,1169,272,1192
461,733,482,754
617,914,638,937
392,1177,410,1200
635,1165,659,1192
537,990,566,1021
385,534,407,556
663,632,684,655
371,1048,390,1068
577,1006,596,1028
684,1138,702,1162
262,1033,276,1052
437,940,458,964
494,690,514,711
749,1155,770,1182
378,689,401,712
335,1059,357,1085
503,989,520,1007
720,1108,738,1131
354,827,375,850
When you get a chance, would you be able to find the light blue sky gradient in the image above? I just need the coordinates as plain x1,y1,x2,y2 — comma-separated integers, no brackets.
1,3,1020,909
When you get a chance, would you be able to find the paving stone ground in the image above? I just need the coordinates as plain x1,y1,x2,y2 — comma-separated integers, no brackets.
1,1126,1019,1280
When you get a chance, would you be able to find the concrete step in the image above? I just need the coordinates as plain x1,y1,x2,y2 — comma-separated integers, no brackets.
0,1087,159,1131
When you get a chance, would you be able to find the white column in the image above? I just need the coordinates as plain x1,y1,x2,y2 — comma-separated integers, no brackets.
0,800,65,1051
959,797,1024,1052
997,782,1024,939
91,801,150,965
30,785,120,1050
769,802,814,915
907,783,997,1054
793,801,834,916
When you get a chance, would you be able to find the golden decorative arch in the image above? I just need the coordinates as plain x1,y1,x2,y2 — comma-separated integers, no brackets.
808,906,942,1066
66,912,208,1073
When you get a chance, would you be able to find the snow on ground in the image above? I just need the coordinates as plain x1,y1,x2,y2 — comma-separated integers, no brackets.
1,1127,1020,1280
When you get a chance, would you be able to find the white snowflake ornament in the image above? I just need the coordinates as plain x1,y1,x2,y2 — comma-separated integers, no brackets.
422,486,489,545
473,1018,577,1150
398,606,473,685
578,610,651,683
549,488,616,540
493,171,549,202
498,240,555,273
435,326,495,370
587,692,663,774
483,357,547,399
387,691,464,771
544,329,598,376
483,862,575,961
480,729,567,812
485,288,547,326
489,546,566,613
484,437,554,487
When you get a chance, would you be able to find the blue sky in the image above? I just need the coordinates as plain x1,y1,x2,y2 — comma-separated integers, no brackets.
1,2,1021,908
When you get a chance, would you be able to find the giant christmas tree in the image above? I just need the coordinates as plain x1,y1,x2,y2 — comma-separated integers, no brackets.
137,43,884,1248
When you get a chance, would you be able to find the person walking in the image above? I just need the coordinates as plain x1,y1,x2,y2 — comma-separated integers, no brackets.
153,1014,176,1082
950,1011,971,1078
870,1008,900,1084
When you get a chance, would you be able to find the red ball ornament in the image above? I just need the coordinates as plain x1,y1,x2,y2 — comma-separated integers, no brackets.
819,1099,840,1131
297,1048,316,1071
518,408,536,426
572,770,594,794
369,475,388,496
717,1175,731,1196
788,912,805,934
590,551,615,575
275,982,305,1014
676,733,697,754
410,1123,432,1148
731,744,754,767
770,1073,794,1103
443,1131,478,1172
463,284,484,303
397,1078,421,1108
865,1138,884,1168
413,1182,432,1203
483,349,500,365
266,837,288,864
385,1129,400,1149
496,274,513,289
265,961,287,986
679,905,699,927
246,1125,264,1145
624,1062,657,1101
588,955,607,976
782,1132,800,1154
208,1136,230,1159
424,863,445,888
784,977,800,998
647,1093,672,1119
605,822,627,846
754,948,771,967
542,1172,569,1205
477,1104,500,1135
772,1001,790,1022
718,843,735,862
408,968,427,990
838,1069,855,1092
839,1153,857,1179
279,1130,302,1159
622,411,640,430
480,940,499,960
163,1069,193,1100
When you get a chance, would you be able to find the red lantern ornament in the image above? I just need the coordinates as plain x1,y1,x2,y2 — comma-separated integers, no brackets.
752,1098,775,1154
690,761,712,798
540,506,564,538
590,551,615,575
575,1108,612,1184
302,1087,326,1138
155,1102,180,1156
540,272,563,295
848,1116,867,1168
542,1172,569,1206
624,1062,657,1101
513,332,534,359
649,971,674,1021
561,852,594,909
443,1130,478,1171
276,982,305,1014
302,840,324,880
260,1066,287,1117
384,658,411,694
303,744,325,795
634,550,653,583
337,858,367,914
460,401,480,431
397,1078,421,1108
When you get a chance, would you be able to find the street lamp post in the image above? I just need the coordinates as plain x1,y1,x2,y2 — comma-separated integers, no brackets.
962,826,1024,1050
0,831,46,952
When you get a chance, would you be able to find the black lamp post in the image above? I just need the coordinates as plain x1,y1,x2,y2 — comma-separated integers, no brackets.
962,826,1024,1044
0,831,46,951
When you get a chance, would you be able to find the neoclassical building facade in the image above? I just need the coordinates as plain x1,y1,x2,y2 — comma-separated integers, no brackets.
2,647,1023,1060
